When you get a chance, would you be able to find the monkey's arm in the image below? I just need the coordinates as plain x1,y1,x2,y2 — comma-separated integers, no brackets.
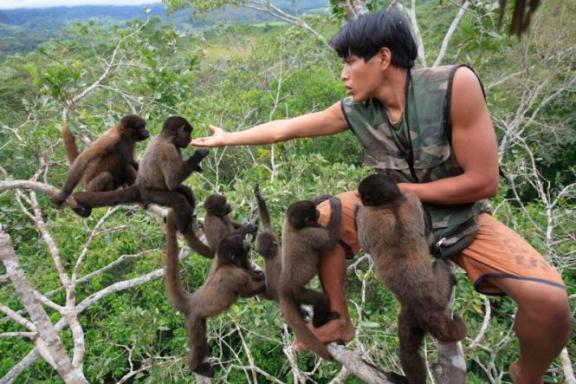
235,269,266,298
162,148,209,190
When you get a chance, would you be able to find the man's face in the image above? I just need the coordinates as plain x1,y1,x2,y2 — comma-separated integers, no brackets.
340,54,383,102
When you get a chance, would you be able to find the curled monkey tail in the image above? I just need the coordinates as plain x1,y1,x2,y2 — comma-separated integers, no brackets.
73,185,141,208
279,291,333,361
62,123,80,164
164,211,193,315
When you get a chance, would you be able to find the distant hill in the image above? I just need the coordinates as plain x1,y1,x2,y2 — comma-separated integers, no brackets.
0,0,328,60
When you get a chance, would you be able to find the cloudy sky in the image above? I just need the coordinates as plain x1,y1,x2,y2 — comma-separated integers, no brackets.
0,0,160,9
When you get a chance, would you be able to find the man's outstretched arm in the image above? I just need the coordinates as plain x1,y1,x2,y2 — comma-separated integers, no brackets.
190,102,349,147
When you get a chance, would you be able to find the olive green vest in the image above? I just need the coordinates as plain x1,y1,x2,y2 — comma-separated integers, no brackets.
342,65,488,250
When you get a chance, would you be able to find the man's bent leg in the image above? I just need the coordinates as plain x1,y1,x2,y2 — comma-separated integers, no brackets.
490,277,571,384
295,244,355,351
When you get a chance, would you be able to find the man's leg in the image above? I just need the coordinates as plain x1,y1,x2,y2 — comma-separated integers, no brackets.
453,214,571,384
295,244,355,350
489,277,571,384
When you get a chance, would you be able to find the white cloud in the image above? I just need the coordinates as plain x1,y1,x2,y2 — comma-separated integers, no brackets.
0,0,160,10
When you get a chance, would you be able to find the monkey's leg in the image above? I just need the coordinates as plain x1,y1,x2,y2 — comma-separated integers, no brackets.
86,172,115,192
176,185,196,211
398,307,427,384
149,189,213,258
432,259,456,302
143,189,193,233
293,287,339,328
71,172,115,217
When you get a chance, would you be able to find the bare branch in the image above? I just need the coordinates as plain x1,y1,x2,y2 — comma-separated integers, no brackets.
433,0,470,67
0,230,87,383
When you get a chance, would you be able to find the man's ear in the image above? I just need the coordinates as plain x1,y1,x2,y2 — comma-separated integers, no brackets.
378,47,392,70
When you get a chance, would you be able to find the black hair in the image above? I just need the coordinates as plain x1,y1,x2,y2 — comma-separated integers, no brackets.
330,9,418,69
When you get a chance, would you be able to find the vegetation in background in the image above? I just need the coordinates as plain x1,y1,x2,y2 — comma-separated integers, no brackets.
0,0,574,382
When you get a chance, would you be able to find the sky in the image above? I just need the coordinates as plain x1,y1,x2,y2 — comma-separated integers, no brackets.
0,0,160,9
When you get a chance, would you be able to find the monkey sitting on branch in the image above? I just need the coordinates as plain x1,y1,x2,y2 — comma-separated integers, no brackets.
356,174,467,384
202,194,258,253
278,197,342,361
164,211,266,378
51,115,150,217
73,116,212,258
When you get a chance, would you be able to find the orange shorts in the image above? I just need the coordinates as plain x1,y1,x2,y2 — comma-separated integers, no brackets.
317,191,566,296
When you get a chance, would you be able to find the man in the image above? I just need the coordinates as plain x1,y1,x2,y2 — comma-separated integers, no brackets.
191,10,570,384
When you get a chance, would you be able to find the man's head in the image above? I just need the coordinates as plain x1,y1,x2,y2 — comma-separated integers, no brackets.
331,10,417,69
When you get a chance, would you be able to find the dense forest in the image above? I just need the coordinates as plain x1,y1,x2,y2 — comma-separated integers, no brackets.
0,0,574,383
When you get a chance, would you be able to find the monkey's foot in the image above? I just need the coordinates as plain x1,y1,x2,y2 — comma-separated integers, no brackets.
294,316,355,352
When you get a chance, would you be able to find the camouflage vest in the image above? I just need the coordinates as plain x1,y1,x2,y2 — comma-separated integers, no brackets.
342,65,488,255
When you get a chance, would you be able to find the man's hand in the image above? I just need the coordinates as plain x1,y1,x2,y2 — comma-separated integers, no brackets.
190,125,228,147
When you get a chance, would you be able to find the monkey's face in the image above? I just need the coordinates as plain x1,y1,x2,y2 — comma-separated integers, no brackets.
121,115,149,141
174,124,193,148
287,201,319,229
218,235,251,268
161,116,193,147
204,195,231,217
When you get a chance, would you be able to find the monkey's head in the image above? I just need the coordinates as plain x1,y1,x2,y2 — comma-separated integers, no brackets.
256,232,278,259
286,200,319,230
358,174,405,207
161,116,193,148
217,234,251,269
120,114,149,141
204,194,232,217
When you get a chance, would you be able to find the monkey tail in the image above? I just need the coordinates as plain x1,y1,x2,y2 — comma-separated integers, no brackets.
164,211,192,315
73,185,141,208
279,292,333,361
62,123,80,164
254,184,272,232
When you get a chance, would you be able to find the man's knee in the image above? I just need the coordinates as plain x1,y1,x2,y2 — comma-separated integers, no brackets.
517,286,571,334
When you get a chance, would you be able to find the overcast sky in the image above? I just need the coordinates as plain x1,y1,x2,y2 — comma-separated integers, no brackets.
0,0,160,9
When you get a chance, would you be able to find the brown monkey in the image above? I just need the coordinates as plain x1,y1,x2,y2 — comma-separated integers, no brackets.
356,174,467,384
73,116,212,258
278,197,342,361
164,211,265,377
51,115,149,217
253,184,281,300
203,194,258,253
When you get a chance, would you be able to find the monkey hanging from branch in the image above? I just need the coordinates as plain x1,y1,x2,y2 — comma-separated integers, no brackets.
356,174,467,384
51,115,150,217
73,116,212,258
253,184,281,301
164,210,266,377
278,197,342,361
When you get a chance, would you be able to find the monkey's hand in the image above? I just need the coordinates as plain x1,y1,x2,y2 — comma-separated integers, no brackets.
187,148,210,173
50,191,69,207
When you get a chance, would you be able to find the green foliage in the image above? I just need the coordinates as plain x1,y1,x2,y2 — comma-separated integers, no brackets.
0,1,574,382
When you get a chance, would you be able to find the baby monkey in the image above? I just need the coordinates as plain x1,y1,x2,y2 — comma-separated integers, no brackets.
164,211,265,377
356,174,467,384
